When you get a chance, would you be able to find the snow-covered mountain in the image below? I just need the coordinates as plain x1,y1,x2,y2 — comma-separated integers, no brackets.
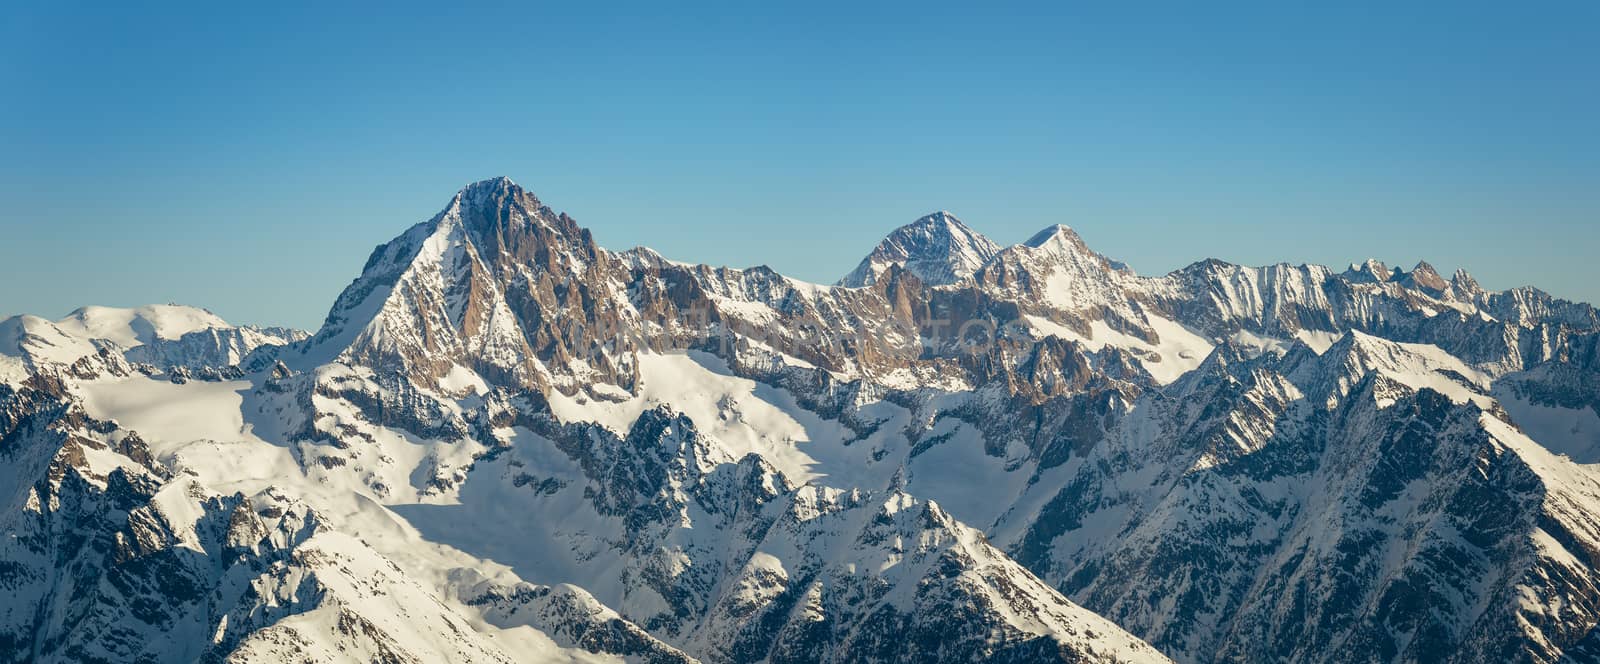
0,305,305,384
838,211,1000,288
5,176,1600,663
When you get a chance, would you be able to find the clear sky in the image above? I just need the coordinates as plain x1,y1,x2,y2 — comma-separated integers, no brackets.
2,1,1595,330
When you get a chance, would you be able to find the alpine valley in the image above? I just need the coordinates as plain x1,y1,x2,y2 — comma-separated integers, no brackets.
5,177,1600,664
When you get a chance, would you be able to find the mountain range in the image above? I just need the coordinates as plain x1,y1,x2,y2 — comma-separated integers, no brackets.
3,177,1599,663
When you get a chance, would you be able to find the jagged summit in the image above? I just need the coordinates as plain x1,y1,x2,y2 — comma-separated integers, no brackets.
303,177,631,392
838,210,1001,287
446,176,529,218
461,174,519,190
1344,258,1399,283
453,175,533,204
1452,267,1483,295
442,176,585,241
1399,260,1451,294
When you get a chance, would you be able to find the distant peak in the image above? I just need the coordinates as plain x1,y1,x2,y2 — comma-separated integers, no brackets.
1452,268,1482,294
895,211,979,238
455,176,528,203
1402,260,1450,294
837,211,1000,287
1023,224,1081,248
438,176,584,240
1013,224,1134,274
1022,225,1105,262
463,175,518,190
910,210,962,225
1345,258,1397,283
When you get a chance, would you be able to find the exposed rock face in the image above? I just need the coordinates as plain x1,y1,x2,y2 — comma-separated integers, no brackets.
6,176,1600,663
303,177,638,394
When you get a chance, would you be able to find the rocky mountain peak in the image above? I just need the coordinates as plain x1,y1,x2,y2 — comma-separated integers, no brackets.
1400,260,1451,294
1452,267,1483,295
1019,224,1131,271
838,210,1001,287
457,175,522,199
302,178,640,395
1345,258,1397,283
445,176,586,245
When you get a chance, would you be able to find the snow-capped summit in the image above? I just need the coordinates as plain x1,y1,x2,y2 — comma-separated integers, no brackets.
458,174,520,196
971,223,1136,320
0,314,101,368
55,304,229,347
1018,224,1134,272
838,211,1001,287
0,304,304,377
1023,223,1085,250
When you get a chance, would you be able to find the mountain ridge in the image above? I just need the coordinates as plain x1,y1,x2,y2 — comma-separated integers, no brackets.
3,177,1599,663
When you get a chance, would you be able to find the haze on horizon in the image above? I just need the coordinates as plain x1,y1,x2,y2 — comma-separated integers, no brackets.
2,2,1595,331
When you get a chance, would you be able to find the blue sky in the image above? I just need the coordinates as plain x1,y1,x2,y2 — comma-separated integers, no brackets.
2,1,1595,330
